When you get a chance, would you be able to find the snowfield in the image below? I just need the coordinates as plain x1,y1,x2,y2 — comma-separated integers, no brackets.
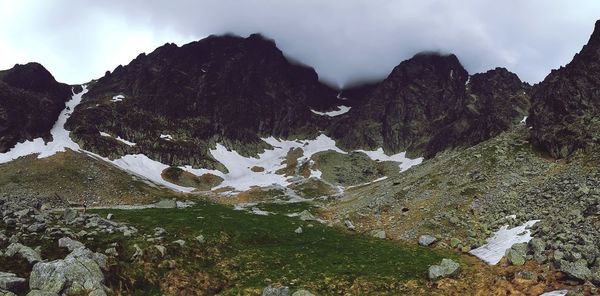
311,105,351,117
0,84,424,193
469,219,540,265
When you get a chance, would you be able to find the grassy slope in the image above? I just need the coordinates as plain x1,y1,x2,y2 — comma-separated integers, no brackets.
90,201,457,295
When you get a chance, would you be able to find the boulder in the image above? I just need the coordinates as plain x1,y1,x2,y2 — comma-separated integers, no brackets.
25,291,57,296
0,272,26,292
294,227,303,234
298,210,316,221
153,199,177,209
291,290,314,296
418,235,437,246
371,230,386,239
428,258,460,280
506,243,527,266
58,237,85,252
29,247,107,295
4,243,42,264
262,285,289,296
559,259,592,281
63,208,78,224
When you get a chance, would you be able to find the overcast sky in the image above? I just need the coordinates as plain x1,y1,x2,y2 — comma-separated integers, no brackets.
1,0,599,86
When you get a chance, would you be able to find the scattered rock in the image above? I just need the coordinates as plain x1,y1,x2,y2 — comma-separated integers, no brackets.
58,237,85,252
371,229,386,239
153,199,177,209
344,220,355,231
428,258,460,280
298,210,316,221
418,235,437,246
131,244,143,261
105,248,118,257
106,213,113,220
63,208,78,224
0,272,26,293
195,235,205,243
172,240,185,247
294,227,303,234
4,243,42,264
506,243,527,266
262,285,289,296
559,259,592,281
291,290,314,296
154,245,167,257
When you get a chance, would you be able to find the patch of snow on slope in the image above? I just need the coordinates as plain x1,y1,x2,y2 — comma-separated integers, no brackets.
311,106,351,117
539,291,568,296
109,154,194,192
160,134,173,141
99,131,136,146
0,86,87,164
346,176,389,189
469,219,540,265
111,94,125,102
520,116,528,124
356,148,423,172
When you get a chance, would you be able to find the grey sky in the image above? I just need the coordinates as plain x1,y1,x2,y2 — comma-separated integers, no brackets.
1,0,599,86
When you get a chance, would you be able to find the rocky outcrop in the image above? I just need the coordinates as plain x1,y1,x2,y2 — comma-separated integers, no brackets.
428,258,460,280
530,20,600,158
66,34,338,168
329,53,530,158
0,63,71,152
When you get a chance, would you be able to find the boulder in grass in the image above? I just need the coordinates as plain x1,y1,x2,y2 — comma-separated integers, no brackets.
428,258,460,280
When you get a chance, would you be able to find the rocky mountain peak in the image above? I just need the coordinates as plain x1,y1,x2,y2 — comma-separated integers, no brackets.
1,62,61,94
529,19,600,158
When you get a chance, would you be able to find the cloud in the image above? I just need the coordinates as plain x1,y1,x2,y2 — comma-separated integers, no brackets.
1,0,599,85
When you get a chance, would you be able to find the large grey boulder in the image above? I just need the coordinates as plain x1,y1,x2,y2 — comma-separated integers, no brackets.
4,243,42,264
428,258,460,280
153,199,177,209
291,290,314,296
262,285,289,296
418,235,437,246
506,243,527,266
298,210,316,221
559,259,592,281
58,237,85,252
29,246,108,295
63,208,78,224
0,272,25,292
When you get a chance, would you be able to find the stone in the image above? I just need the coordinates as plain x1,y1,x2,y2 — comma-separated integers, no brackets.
63,208,78,224
298,210,316,221
58,237,85,252
428,258,460,280
506,243,527,266
559,259,592,281
105,248,118,257
153,199,177,209
344,220,355,231
195,235,205,243
371,230,386,239
450,238,461,248
418,235,437,246
106,213,113,220
131,244,143,261
294,227,303,234
291,290,314,296
0,272,26,292
529,238,545,254
262,285,289,296
26,290,58,296
4,243,42,264
172,240,185,247
154,245,167,257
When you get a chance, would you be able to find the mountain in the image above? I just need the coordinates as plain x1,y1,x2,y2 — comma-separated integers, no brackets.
0,63,72,152
529,20,600,158
65,34,339,169
329,53,530,158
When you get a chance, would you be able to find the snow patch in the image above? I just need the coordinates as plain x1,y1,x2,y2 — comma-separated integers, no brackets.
0,86,87,164
311,105,351,117
346,176,389,189
111,94,125,102
160,134,173,141
520,116,528,124
99,131,136,147
469,220,540,265
356,148,423,172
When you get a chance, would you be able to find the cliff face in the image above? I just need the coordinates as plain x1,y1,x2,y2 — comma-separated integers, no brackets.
66,34,338,168
0,63,72,152
529,21,600,158
329,53,530,158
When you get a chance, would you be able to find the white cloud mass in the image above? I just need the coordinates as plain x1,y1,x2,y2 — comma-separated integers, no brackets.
1,0,599,86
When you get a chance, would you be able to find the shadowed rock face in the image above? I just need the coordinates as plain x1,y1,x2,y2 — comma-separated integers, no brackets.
329,53,530,158
529,20,600,159
0,63,72,152
66,34,338,168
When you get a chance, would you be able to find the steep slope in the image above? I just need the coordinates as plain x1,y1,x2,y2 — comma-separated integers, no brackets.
66,34,339,168
530,20,600,158
329,53,530,158
0,63,72,152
